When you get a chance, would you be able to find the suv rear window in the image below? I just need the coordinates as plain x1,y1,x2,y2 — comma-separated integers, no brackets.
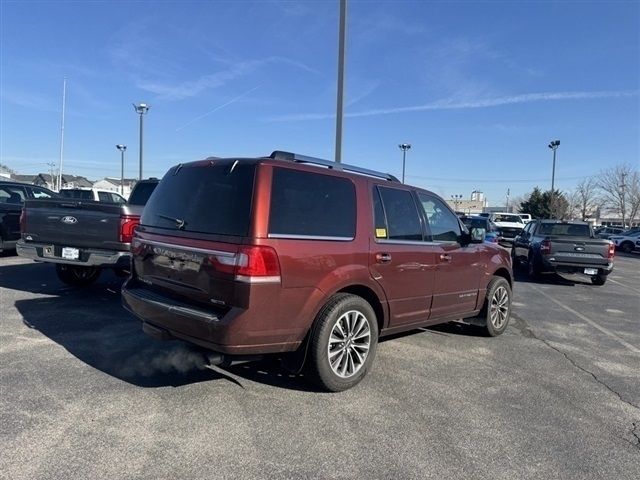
60,189,93,200
269,168,356,239
141,161,256,236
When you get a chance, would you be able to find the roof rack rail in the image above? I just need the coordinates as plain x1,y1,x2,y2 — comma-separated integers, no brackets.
269,150,399,182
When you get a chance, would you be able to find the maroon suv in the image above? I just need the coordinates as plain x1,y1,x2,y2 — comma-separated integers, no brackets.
122,151,513,391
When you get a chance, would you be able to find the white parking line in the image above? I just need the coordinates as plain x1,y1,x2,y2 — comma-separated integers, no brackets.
607,277,640,295
528,284,640,355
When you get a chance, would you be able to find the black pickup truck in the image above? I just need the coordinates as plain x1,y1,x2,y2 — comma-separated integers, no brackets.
17,179,159,286
511,219,615,285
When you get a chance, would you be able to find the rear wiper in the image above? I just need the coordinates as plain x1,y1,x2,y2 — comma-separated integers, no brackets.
157,213,186,230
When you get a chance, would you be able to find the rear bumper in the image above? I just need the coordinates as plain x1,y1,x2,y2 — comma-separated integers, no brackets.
16,240,130,268
541,257,614,275
121,280,301,355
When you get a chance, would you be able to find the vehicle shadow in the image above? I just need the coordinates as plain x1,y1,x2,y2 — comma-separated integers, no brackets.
511,264,592,286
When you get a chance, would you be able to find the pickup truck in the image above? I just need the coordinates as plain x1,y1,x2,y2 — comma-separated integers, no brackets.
489,212,525,245
17,179,159,286
511,219,614,285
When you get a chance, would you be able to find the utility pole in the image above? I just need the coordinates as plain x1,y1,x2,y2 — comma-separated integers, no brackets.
57,77,67,191
621,172,627,228
506,188,510,212
334,0,347,163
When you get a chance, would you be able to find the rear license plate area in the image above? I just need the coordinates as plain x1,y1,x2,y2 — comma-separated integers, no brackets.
584,268,598,275
61,247,80,260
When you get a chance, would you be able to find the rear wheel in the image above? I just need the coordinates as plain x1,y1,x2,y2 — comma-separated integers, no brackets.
479,277,512,337
510,247,520,267
592,274,607,286
620,241,634,254
55,264,101,287
527,252,541,280
306,293,378,392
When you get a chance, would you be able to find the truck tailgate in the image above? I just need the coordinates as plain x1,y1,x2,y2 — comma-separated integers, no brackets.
22,199,126,251
547,237,610,265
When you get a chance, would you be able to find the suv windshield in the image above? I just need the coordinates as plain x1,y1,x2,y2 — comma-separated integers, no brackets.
538,223,591,236
141,161,255,236
462,217,488,230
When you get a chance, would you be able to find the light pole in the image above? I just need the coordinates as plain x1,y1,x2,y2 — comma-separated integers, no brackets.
116,144,127,195
398,143,411,183
334,0,347,164
548,139,560,218
133,103,150,179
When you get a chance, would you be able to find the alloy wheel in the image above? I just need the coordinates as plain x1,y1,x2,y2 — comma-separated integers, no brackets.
489,286,510,329
327,310,371,379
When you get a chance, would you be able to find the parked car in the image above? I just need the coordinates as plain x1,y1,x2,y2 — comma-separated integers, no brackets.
489,212,525,244
59,188,126,203
517,213,532,224
460,215,502,244
122,151,514,392
608,230,640,253
17,178,159,285
0,180,58,253
512,220,614,285
593,226,625,239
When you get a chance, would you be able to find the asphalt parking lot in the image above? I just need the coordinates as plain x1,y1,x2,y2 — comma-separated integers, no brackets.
1,252,638,480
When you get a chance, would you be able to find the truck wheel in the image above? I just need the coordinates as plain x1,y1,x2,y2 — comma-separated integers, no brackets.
55,264,101,287
592,275,607,286
510,247,520,267
479,277,512,337
620,241,634,254
306,293,378,392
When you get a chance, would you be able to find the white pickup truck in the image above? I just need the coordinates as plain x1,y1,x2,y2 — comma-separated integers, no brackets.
489,212,525,244
59,188,126,203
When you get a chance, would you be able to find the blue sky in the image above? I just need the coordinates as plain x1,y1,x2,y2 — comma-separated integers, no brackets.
1,0,638,205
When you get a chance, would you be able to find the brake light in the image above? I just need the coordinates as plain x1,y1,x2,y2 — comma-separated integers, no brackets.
119,215,140,243
540,239,552,254
608,242,615,259
208,245,281,281
20,207,26,233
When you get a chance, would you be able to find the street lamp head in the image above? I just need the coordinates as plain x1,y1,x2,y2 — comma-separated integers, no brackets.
133,103,150,114
116,144,127,151
399,143,411,151
548,139,560,149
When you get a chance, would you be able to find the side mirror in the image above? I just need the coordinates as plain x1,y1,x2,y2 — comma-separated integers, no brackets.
471,227,486,243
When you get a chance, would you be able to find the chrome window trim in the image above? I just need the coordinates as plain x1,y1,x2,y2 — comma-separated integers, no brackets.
267,234,354,241
135,238,236,257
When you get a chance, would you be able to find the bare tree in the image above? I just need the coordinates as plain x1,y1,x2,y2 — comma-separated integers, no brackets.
571,177,600,220
596,164,639,227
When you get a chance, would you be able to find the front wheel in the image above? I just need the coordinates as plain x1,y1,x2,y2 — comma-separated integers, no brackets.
480,277,512,337
306,293,378,392
55,264,101,287
620,242,634,254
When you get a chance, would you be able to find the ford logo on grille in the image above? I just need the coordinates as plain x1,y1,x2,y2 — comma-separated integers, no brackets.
61,216,78,224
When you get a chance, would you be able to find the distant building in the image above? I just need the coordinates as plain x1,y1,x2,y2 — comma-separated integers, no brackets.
0,165,12,179
10,173,93,190
93,177,138,198
446,191,489,215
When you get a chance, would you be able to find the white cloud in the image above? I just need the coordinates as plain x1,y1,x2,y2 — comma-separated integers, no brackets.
266,90,639,122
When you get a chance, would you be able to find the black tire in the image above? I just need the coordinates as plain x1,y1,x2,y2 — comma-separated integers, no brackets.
306,293,379,392
55,264,101,287
479,277,512,337
527,252,541,280
620,241,634,254
592,274,607,286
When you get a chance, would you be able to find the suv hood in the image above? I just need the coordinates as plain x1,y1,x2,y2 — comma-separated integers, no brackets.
493,221,523,229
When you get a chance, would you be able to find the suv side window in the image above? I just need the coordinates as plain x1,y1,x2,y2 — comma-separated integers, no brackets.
110,193,125,203
269,168,356,239
375,186,423,241
417,193,461,242
0,185,26,204
98,191,111,202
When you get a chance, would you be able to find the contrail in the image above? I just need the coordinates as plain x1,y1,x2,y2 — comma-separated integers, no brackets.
175,85,261,131
267,89,638,122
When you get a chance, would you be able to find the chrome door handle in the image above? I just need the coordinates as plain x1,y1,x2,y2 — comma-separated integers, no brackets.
439,253,452,262
376,253,392,263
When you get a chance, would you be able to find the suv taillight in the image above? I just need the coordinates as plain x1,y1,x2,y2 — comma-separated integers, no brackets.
607,242,615,259
119,215,140,243
540,239,552,254
209,245,281,281
20,207,26,234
